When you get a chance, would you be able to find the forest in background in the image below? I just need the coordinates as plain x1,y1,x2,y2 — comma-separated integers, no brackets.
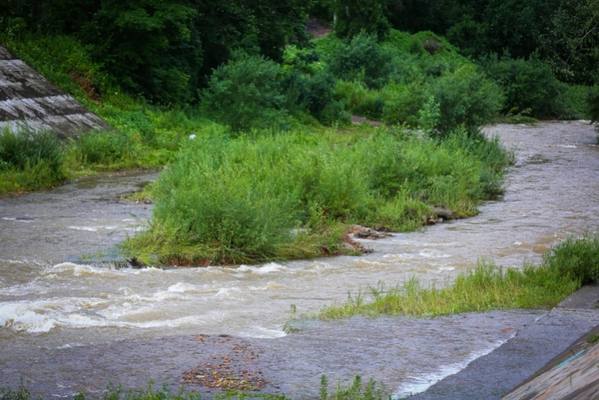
1,0,597,106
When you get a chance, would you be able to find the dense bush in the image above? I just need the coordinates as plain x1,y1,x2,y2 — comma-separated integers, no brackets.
126,127,509,265
334,81,384,119
0,129,65,192
1,0,310,103
0,129,62,171
331,0,390,40
538,0,599,85
381,82,430,126
319,30,502,132
70,131,137,166
483,57,566,118
285,70,348,124
201,54,291,131
544,235,599,285
326,34,393,89
384,0,596,85
431,65,503,133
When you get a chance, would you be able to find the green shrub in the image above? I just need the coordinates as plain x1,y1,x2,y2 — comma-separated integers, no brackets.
558,84,592,120
319,236,599,320
381,82,430,126
201,54,290,131
126,127,509,265
319,262,580,320
334,81,384,119
544,235,599,285
0,129,66,194
0,129,62,171
319,375,386,400
0,129,65,193
285,70,348,124
368,191,430,231
71,131,136,166
332,0,390,40
483,57,564,118
327,33,392,89
432,64,504,134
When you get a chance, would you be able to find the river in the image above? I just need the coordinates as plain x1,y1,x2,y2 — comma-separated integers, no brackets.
0,121,598,396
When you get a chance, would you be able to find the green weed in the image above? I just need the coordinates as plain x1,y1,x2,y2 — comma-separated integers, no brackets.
125,126,509,265
0,129,65,194
319,236,598,319
0,376,389,400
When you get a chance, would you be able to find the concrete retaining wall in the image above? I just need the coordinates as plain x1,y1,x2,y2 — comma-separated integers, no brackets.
0,45,107,137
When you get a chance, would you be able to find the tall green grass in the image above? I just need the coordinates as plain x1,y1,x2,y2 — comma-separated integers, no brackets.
319,235,599,319
0,129,65,193
125,126,509,265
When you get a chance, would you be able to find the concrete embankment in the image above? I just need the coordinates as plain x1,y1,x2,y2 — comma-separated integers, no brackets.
3,287,599,399
409,285,599,400
0,45,107,136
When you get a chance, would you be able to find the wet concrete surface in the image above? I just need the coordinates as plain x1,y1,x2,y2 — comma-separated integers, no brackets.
0,310,543,399
408,286,599,400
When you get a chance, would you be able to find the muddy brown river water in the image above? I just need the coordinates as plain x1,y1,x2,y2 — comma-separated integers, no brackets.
0,121,598,397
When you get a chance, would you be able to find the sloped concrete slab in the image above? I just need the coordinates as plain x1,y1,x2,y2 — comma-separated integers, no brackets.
0,46,108,136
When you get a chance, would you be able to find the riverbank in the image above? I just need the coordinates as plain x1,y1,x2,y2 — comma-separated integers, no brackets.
2,284,598,400
1,121,598,398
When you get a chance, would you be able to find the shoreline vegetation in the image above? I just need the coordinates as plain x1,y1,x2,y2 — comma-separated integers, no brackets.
319,235,599,320
122,127,510,266
1,376,387,400
1,237,597,399
1,6,597,265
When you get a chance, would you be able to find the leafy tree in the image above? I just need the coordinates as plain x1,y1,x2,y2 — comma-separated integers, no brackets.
539,0,599,84
192,0,309,78
83,0,202,104
432,65,503,134
332,0,390,39
327,33,392,88
483,57,565,118
201,54,290,131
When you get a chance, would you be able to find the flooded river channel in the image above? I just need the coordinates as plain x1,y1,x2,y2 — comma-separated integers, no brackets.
1,121,598,396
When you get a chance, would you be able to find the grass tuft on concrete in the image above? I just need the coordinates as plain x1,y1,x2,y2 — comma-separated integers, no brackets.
0,376,388,400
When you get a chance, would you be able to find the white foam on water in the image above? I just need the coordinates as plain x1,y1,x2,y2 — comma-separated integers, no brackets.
1,216,33,223
0,294,227,333
167,282,205,293
44,263,170,278
67,225,126,232
249,281,287,291
238,325,287,339
67,226,98,232
383,250,451,261
214,287,242,297
0,297,108,333
392,336,512,399
44,262,124,278
237,262,289,275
